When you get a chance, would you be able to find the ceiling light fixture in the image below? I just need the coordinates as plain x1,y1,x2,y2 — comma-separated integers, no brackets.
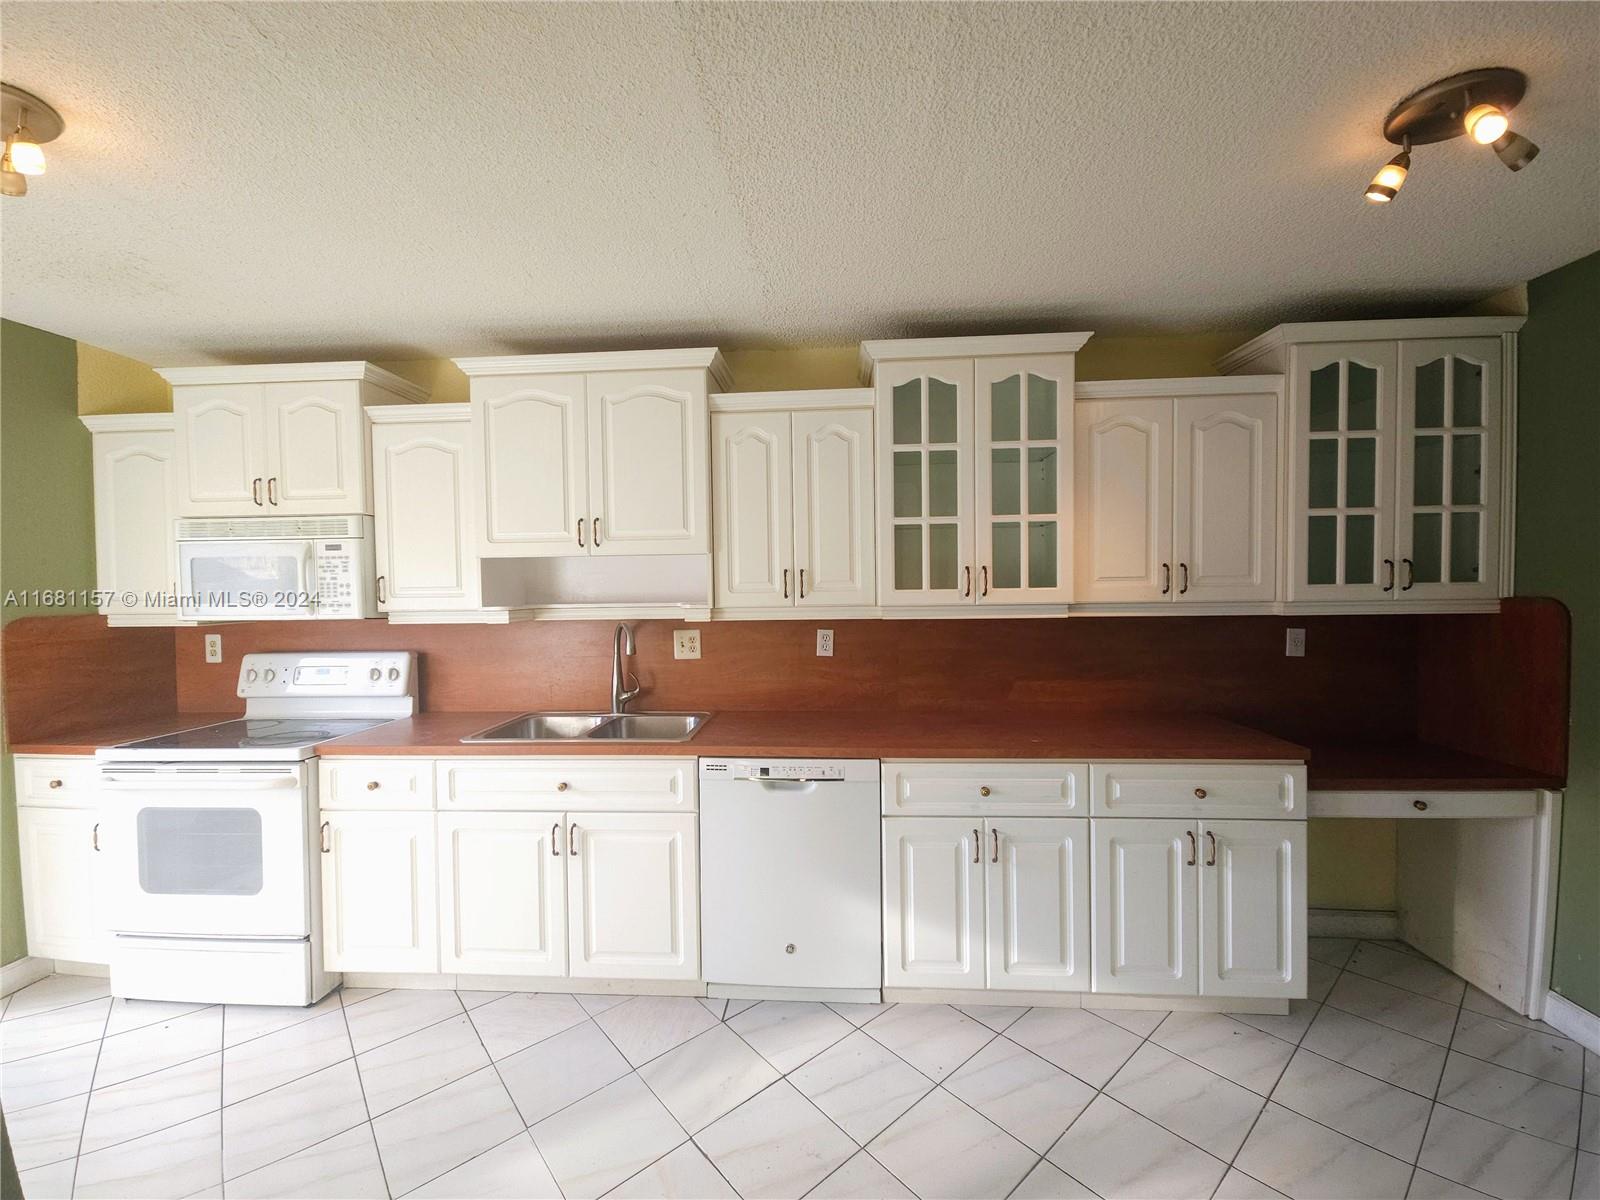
1,83,64,198
1361,67,1540,205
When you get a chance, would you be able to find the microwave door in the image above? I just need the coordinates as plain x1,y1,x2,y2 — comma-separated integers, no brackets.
179,540,314,620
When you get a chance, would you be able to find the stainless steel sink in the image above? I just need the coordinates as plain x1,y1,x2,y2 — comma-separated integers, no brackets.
462,711,709,743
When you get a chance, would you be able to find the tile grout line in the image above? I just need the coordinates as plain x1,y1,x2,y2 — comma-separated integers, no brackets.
218,1003,227,1199
336,985,396,1200
63,990,114,1200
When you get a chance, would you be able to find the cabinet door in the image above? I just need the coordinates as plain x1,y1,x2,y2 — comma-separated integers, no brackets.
975,357,1072,604
1395,339,1501,600
175,384,266,515
263,382,366,513
985,818,1089,992
1199,820,1306,999
18,807,105,963
882,817,983,987
1091,818,1197,995
472,374,588,557
878,360,975,605
321,811,438,973
587,369,710,555
1074,398,1173,603
793,408,876,607
1291,342,1398,601
92,428,178,619
566,813,698,980
372,419,481,612
712,411,794,608
1173,393,1278,603
438,812,566,977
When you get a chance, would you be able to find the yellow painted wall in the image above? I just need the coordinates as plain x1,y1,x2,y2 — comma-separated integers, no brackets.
77,342,170,414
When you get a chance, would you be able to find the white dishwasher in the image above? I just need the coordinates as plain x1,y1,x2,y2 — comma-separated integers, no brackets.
700,758,882,1002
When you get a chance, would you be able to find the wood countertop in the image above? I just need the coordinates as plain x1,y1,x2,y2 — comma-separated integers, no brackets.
9,713,239,757
1302,742,1565,792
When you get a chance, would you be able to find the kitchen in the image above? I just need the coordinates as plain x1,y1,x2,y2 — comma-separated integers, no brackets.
1,6,1597,1200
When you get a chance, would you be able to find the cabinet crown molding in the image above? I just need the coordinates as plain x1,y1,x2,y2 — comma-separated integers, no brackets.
710,387,873,412
154,361,430,404
1075,374,1284,400
80,412,176,433
452,347,732,390
858,332,1094,382
1217,316,1526,375
366,402,471,424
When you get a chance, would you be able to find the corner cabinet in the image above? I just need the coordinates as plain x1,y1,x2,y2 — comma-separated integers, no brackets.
1219,317,1520,610
82,414,180,625
711,391,876,612
1073,379,1280,607
161,363,427,518
455,350,729,558
368,405,481,613
861,335,1088,609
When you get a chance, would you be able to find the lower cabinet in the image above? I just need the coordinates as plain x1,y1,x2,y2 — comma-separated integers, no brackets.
567,813,699,980
1091,817,1305,999
438,812,566,976
321,811,440,973
883,816,1089,992
17,805,106,963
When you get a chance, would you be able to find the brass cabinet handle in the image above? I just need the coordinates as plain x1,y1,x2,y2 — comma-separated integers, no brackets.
1413,799,1428,811
1179,563,1189,595
551,821,561,855
980,566,989,597
782,568,789,600
1402,558,1415,591
963,566,972,598
1205,830,1217,866
592,517,601,546
1162,563,1171,595
366,781,380,791
991,828,999,863
569,822,579,856
320,821,331,853
799,568,806,599
1194,787,1207,799
1383,558,1395,592
376,576,387,604
1185,830,1197,866
48,778,62,789
252,477,264,506
92,822,100,851
577,518,586,548
267,477,278,505
971,828,980,864
979,785,992,797
557,781,569,792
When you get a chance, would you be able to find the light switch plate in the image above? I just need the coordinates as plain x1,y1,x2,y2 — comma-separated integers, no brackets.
204,634,223,663
1285,628,1306,657
817,629,834,657
674,629,701,660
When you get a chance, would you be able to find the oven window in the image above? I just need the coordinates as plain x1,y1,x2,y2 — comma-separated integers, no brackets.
137,808,265,895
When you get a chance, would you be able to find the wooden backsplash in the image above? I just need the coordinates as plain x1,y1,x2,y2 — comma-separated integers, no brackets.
170,614,1423,744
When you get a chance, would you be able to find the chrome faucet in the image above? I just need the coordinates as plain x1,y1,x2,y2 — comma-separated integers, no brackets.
610,622,641,714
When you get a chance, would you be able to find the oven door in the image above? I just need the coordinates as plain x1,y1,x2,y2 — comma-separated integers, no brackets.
178,539,315,620
100,765,311,938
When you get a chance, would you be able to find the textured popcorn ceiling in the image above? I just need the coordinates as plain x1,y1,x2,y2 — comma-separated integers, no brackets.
2,2,1596,365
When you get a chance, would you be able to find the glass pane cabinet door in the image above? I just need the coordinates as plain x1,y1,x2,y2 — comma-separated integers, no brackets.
877,361,974,604
974,357,1073,603
1396,338,1501,599
1293,342,1397,601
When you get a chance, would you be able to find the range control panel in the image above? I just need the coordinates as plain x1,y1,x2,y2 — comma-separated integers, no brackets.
237,652,415,698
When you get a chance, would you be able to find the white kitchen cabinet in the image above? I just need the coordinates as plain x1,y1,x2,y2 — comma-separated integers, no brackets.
1219,317,1518,608
456,350,729,560
566,812,699,980
883,818,984,987
1075,380,1279,606
711,393,876,611
161,364,427,518
17,805,105,963
985,817,1090,992
320,810,438,973
863,335,1088,609
882,761,1087,817
438,812,566,976
369,405,481,612
1199,820,1306,1000
1091,817,1197,996
82,414,179,624
1091,762,1304,819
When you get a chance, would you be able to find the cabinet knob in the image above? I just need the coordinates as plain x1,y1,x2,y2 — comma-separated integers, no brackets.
48,778,63,789
1194,787,1207,799
366,781,380,791
557,781,569,792
1413,799,1428,811
785,944,796,955
979,786,992,797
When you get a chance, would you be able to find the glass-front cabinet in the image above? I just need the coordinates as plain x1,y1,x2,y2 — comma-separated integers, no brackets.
882,360,974,605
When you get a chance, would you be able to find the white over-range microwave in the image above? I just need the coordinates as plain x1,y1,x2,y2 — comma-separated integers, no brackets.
177,515,378,620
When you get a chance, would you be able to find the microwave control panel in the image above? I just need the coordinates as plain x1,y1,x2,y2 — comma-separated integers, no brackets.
315,540,361,616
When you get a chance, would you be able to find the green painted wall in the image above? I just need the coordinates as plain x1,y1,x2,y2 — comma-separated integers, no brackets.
1517,251,1600,1015
0,320,94,965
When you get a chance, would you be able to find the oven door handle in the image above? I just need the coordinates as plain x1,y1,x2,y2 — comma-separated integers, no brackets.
101,775,302,790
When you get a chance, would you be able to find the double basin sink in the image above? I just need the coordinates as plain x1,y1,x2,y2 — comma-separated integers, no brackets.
462,711,708,744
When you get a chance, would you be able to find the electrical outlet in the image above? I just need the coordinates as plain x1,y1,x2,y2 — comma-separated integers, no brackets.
673,629,701,660
817,628,834,657
1285,628,1306,657
204,634,223,664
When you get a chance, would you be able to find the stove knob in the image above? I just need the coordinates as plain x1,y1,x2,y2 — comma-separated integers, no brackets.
387,667,401,682
369,667,382,682
264,669,276,682
246,668,259,682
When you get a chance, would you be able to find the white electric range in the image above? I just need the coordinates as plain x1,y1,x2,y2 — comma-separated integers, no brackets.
95,651,416,1006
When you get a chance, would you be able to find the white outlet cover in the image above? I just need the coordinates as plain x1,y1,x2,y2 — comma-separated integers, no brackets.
204,634,223,663
816,629,834,657
1285,628,1306,657
674,629,701,660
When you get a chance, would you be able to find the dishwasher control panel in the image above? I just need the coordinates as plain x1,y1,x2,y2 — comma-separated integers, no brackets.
700,759,878,783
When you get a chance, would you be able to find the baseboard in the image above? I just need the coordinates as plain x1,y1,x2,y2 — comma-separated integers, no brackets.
0,956,53,996
340,971,705,997
1309,907,1400,939
1540,990,1600,1055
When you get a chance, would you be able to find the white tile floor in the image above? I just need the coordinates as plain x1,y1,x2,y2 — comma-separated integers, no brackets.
2,939,1596,1200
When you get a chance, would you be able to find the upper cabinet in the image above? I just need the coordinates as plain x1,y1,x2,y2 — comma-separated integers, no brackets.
1074,379,1280,606
1219,317,1519,609
455,349,728,558
861,334,1088,609
82,414,180,625
159,363,428,517
711,391,876,612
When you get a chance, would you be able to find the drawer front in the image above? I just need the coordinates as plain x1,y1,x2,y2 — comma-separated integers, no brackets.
16,756,100,808
320,758,436,810
1092,763,1304,819
437,758,696,812
883,761,1088,816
